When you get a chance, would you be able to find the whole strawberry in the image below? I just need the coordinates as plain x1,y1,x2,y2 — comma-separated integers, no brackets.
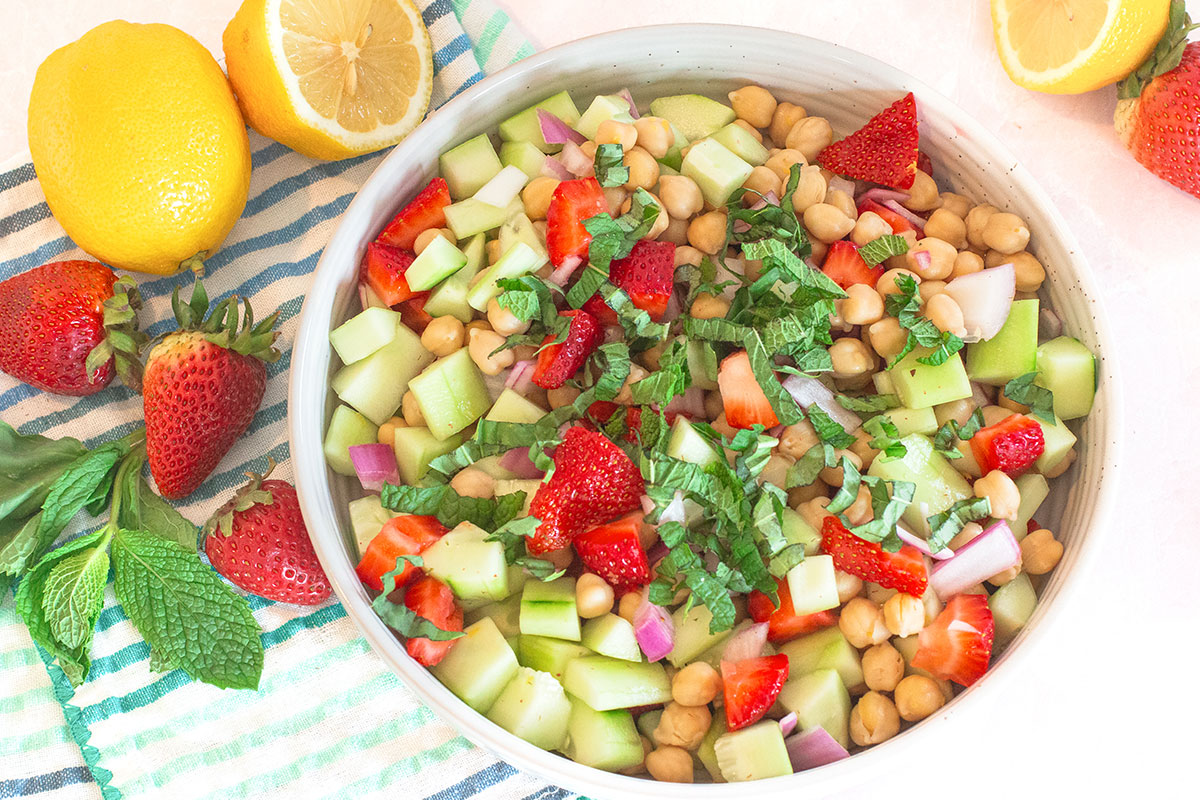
0,259,143,395
205,461,330,605
144,281,279,499
1115,3,1200,199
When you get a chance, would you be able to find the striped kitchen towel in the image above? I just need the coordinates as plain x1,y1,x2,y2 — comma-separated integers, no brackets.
0,2,578,799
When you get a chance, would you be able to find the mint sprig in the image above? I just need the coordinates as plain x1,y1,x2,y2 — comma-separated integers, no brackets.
885,274,964,368
593,143,630,188
1002,373,1056,424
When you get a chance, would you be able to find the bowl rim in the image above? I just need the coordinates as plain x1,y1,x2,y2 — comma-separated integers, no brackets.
288,22,1123,798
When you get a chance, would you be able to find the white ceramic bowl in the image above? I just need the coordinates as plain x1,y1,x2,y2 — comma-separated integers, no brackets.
289,24,1121,798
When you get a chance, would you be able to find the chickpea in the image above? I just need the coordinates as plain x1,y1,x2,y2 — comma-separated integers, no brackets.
981,212,1030,254
786,116,834,162
884,230,920,270
596,119,638,151
673,662,722,706
579,140,598,159
836,570,864,603
798,496,832,532
829,337,874,379
633,116,674,159
882,592,925,637
547,385,580,410
848,427,880,469
1010,251,1046,292
803,203,854,243
689,292,731,321
809,238,828,263
841,284,885,326
732,118,764,142
611,364,649,408
603,186,627,217
789,165,828,214
657,175,704,221
413,227,454,255
623,146,661,191
449,466,495,499
988,563,1022,586
778,420,820,460
466,327,514,376
965,204,999,251
377,416,406,445
521,176,559,220
788,480,828,507
867,317,908,360
572,572,615,619
839,597,890,648
1042,447,1076,479
645,745,694,783
674,244,704,268
1021,529,1064,575
485,239,503,265
934,398,977,427
918,280,947,303
845,484,874,526
981,404,1013,426
654,701,712,750
825,189,858,221
850,691,901,746
710,413,738,440
485,298,530,338
420,315,466,356
866,582,898,606
851,211,892,247
769,101,807,145
974,469,1020,520
617,590,642,625
402,390,424,427
729,85,777,128
925,293,966,337
765,148,806,184
923,208,967,249
686,210,728,254
939,192,972,218
820,449,863,487
659,215,689,245
862,642,905,692
997,392,1031,414
894,674,946,722
906,237,956,280
876,267,921,295
742,166,782,202
948,520,984,551
901,170,941,212
619,191,670,239
950,251,984,278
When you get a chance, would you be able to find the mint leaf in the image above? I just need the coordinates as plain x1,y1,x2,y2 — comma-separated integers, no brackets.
42,544,109,650
589,341,632,402
0,421,86,524
807,405,857,449
746,332,804,425
631,338,690,407
372,559,467,641
884,274,964,368
932,408,985,460
827,457,863,514
148,647,177,674
858,234,909,267
486,516,563,580
593,143,629,188
926,497,992,553
863,415,907,461
1002,373,1056,424
380,484,527,531
786,443,837,488
594,280,670,344
849,477,915,550
836,393,901,414
112,529,263,690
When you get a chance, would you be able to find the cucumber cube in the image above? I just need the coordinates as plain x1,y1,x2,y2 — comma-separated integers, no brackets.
868,434,973,536
473,165,530,209
486,388,548,424
781,508,822,555
777,668,852,749
882,405,939,437
431,617,520,713
667,603,733,667
989,572,1037,644
889,347,973,409
466,241,548,312
713,721,792,782
1035,413,1077,474
518,634,590,680
575,94,634,140
873,369,897,395
777,627,863,690
785,554,839,616
649,94,736,142
1035,336,1096,420
393,426,465,485
347,494,391,558
520,577,580,641
487,667,571,750
696,715,729,782
499,90,582,154
500,140,551,179
408,348,491,441
710,122,769,166
420,522,509,602
465,592,523,638
329,306,400,365
666,416,719,466
563,697,643,771
581,614,642,662
498,212,548,262
425,233,486,323
439,133,503,200
563,656,672,710
403,235,468,292
966,299,1039,386
323,405,379,476
443,197,521,239
636,708,664,739
681,138,754,207
1012,472,1049,540
331,323,433,425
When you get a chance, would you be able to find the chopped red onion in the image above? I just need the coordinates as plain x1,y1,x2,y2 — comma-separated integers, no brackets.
944,263,1015,342
857,187,911,206
1039,307,1063,340
547,255,583,286
505,359,534,390
540,155,572,181
732,218,752,234
633,593,675,662
748,190,780,211
971,381,994,409
617,88,639,118
558,141,594,176
826,175,856,198
778,712,799,738
897,524,954,560
930,520,1021,601
881,199,927,232
722,622,768,662
664,386,705,419
912,249,932,272
537,108,586,145
781,374,862,432
348,443,399,492
497,446,544,479
785,726,849,771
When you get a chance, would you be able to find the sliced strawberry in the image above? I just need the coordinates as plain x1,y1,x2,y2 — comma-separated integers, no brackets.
917,150,933,178
718,350,780,429
971,414,1045,477
748,577,840,644
586,401,643,443
532,310,602,390
362,242,424,306
528,426,645,554
721,654,790,731
586,240,676,323
821,240,884,289
403,574,464,667
546,177,608,267
857,198,924,237
820,516,928,596
911,593,994,687
398,294,433,333
355,515,447,592
378,177,451,251
573,512,651,588
817,92,919,190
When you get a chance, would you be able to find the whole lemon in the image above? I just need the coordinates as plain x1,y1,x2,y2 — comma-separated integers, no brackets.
28,21,251,275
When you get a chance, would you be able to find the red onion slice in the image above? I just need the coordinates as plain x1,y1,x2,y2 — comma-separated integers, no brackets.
857,187,911,206
785,726,849,771
633,593,675,662
781,374,862,432
640,494,657,516
722,622,768,663
944,263,1016,342
497,446,544,479
537,108,585,145
558,141,594,177
547,255,583,286
505,359,534,390
617,88,640,119
826,175,856,198
778,712,798,738
348,443,400,492
930,520,1021,601
881,199,927,232
540,155,572,181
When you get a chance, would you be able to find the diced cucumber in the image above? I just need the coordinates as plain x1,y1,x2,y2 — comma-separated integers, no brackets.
696,715,729,782
713,720,792,782
439,133,503,199
882,406,939,437
404,235,468,291
581,614,642,662
420,522,509,602
710,122,769,166
681,138,754,207
777,627,863,691
323,405,379,476
443,197,522,239
1012,472,1049,540
562,656,672,710
989,572,1037,645
873,370,897,395
518,635,591,681
431,617,520,713
1035,336,1096,420
465,592,523,638
666,416,719,466
563,697,644,771
498,212,548,262
781,508,822,555
487,667,571,750
474,165,530,209
520,577,580,641
667,603,733,667
424,233,486,323
499,90,582,154
1035,413,1077,474
523,575,575,603
636,708,663,739
867,434,973,536
687,338,719,390
889,347,973,409
408,348,492,441
331,323,433,425
393,426,465,484
486,388,547,424
785,554,839,616
649,94,736,142
693,619,755,668
966,299,1039,386
347,494,391,558
500,140,551,179
575,94,634,140
466,241,548,312
777,668,851,749
329,306,400,365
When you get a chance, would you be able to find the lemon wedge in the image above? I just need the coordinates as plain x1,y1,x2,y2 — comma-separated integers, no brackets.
223,0,433,161
991,0,1171,94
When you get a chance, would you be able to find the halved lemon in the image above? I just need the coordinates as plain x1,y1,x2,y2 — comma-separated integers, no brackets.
223,0,433,161
991,0,1170,94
